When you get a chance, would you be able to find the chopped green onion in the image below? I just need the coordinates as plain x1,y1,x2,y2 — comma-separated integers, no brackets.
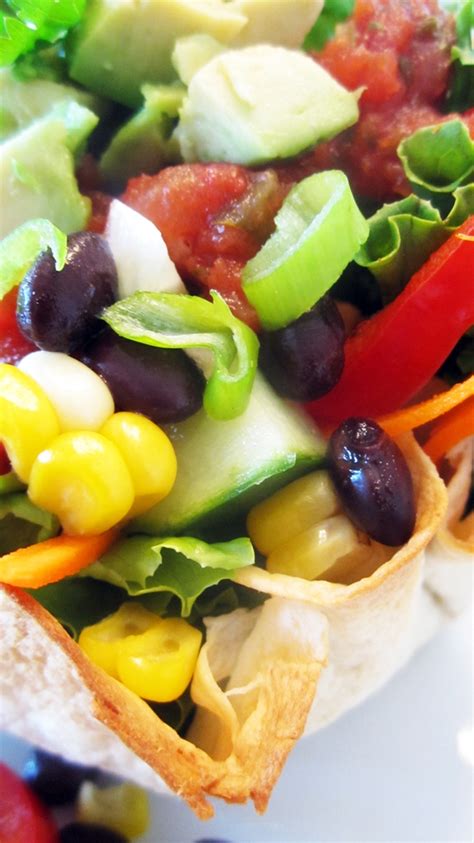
0,218,67,300
102,290,259,421
241,170,369,330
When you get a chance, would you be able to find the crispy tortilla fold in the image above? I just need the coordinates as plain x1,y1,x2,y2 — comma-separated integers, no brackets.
0,435,470,816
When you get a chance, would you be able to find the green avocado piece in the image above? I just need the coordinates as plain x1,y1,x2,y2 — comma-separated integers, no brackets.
231,0,323,48
130,374,326,537
0,103,97,239
68,0,247,107
0,68,103,142
175,45,360,165
99,83,185,191
172,34,226,84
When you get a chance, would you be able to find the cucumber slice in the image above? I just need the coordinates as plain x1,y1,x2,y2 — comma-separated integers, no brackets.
130,374,326,536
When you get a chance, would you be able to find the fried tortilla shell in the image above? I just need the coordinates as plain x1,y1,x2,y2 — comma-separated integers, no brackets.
0,434,469,816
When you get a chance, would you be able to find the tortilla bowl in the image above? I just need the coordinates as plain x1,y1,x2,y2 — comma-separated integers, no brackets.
0,435,471,818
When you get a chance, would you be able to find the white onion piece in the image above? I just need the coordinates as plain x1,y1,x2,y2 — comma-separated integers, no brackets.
105,200,185,299
18,351,114,431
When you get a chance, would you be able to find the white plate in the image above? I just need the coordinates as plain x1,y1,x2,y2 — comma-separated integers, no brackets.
1,610,472,843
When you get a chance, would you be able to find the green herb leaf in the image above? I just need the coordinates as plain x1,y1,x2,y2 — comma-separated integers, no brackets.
0,0,86,66
103,290,259,421
355,185,474,302
80,535,255,618
0,492,59,555
242,170,369,330
398,120,474,197
0,218,67,300
304,0,355,50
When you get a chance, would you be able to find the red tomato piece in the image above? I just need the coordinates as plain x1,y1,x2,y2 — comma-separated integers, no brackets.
122,163,284,327
0,289,37,365
0,444,11,475
0,763,59,843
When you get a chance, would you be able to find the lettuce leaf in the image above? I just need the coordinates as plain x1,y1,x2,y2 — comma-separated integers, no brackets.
30,578,124,639
356,186,474,302
445,0,474,110
102,290,259,421
398,120,474,198
0,492,59,555
80,535,255,617
304,0,355,50
0,218,67,300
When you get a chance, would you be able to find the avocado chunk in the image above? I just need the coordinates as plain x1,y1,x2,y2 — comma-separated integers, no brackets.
175,45,360,165
100,84,185,190
131,373,326,536
68,0,247,107
0,103,97,238
231,0,323,48
172,34,226,84
0,68,103,141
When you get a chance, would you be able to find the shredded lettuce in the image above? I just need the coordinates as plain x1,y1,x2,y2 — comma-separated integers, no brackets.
398,120,474,199
445,0,474,110
0,0,86,66
303,0,355,50
0,218,67,300
355,185,474,302
79,535,255,617
0,492,59,555
102,290,259,421
30,578,125,639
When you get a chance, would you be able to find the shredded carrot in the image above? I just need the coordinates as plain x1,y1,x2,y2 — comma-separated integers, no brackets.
423,396,474,464
378,375,474,438
0,529,118,588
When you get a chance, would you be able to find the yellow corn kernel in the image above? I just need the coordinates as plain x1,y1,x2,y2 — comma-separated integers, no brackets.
28,431,134,535
117,617,202,703
100,412,177,517
247,470,340,556
266,513,360,580
0,363,60,482
79,603,161,679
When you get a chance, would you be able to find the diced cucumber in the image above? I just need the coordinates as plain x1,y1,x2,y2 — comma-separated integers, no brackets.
130,374,326,536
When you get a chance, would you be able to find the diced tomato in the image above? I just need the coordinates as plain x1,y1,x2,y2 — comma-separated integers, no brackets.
0,289,37,365
308,0,457,200
0,763,59,843
87,191,113,234
122,163,285,327
0,444,11,475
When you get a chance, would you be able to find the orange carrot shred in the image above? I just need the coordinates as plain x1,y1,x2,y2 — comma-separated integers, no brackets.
0,529,118,589
423,396,474,464
378,375,474,438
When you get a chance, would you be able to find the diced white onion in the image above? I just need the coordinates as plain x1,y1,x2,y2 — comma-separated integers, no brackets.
105,200,185,299
18,351,114,432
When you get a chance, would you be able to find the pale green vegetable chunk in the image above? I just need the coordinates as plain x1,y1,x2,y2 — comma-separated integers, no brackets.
176,45,359,165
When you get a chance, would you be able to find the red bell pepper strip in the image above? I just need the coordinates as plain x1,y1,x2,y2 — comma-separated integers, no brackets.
306,217,474,425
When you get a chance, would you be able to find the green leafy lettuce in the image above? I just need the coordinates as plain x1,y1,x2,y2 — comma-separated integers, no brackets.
30,578,125,639
355,186,474,301
0,492,59,555
0,218,67,299
0,0,86,66
444,0,474,110
304,0,355,50
80,535,255,618
102,291,259,421
398,120,474,199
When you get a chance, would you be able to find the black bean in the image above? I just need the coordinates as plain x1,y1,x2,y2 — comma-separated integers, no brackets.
60,823,128,843
258,296,345,401
17,232,118,353
23,750,98,806
328,417,416,546
79,327,205,424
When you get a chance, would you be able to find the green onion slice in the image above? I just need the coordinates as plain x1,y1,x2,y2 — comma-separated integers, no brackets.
241,170,369,330
102,290,259,422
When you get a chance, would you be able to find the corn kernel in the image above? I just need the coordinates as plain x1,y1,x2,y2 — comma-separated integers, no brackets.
18,351,114,431
79,603,161,679
100,412,177,517
28,431,134,535
247,471,340,556
117,617,202,703
0,363,60,482
266,514,359,580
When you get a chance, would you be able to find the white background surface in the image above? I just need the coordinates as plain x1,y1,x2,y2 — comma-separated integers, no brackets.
1,610,472,843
